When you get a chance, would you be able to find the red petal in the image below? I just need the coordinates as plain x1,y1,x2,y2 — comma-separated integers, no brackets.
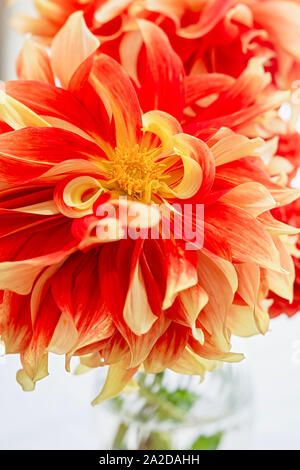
144,323,190,374
90,54,143,146
137,19,185,120
0,127,105,184
5,81,104,138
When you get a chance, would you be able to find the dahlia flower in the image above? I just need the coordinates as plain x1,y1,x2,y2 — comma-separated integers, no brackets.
13,0,300,88
0,15,298,403
17,11,289,141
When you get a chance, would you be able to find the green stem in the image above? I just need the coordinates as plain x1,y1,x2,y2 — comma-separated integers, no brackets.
112,422,129,450
111,372,189,450
137,382,186,422
138,431,173,450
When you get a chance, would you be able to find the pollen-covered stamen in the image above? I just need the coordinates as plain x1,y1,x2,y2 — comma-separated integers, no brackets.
108,144,164,202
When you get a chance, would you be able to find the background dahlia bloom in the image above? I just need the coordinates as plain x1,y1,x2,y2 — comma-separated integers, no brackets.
0,15,298,402
17,12,289,143
15,3,300,184
269,199,300,317
13,0,300,88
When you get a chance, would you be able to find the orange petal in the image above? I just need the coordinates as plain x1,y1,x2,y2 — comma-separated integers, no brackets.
211,133,264,166
206,203,282,271
270,188,300,206
170,347,218,377
197,250,236,351
162,240,198,310
17,39,55,84
51,11,100,89
235,262,260,306
0,246,76,295
178,0,232,38
20,290,61,385
94,0,131,23
266,236,295,302
137,19,185,120
143,323,189,374
12,14,59,38
124,260,158,336
48,313,79,355
92,355,138,405
91,54,143,146
252,1,300,59
178,285,208,342
220,182,276,217
185,74,235,107
0,90,50,130
227,303,269,337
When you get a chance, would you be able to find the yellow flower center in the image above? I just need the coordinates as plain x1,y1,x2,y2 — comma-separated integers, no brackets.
108,144,164,202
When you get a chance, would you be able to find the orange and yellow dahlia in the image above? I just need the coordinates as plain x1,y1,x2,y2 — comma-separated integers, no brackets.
0,13,299,402
13,0,300,89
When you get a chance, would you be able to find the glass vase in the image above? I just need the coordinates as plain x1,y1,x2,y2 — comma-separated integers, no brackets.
96,363,254,451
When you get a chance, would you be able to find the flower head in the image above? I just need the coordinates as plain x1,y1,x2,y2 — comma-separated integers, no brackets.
0,15,299,402
13,0,300,89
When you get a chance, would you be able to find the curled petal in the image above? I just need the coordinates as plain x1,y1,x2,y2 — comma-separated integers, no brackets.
142,110,182,147
16,369,35,392
120,31,144,85
54,176,104,218
201,57,272,118
99,241,171,367
162,239,198,310
31,264,62,326
185,56,289,134
166,133,215,199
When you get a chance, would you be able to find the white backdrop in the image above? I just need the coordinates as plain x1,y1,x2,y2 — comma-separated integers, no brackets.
0,1,300,450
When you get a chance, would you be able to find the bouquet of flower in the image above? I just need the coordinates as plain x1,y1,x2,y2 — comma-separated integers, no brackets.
0,2,300,435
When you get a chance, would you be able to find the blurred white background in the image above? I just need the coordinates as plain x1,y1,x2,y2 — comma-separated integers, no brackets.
1,0,300,450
